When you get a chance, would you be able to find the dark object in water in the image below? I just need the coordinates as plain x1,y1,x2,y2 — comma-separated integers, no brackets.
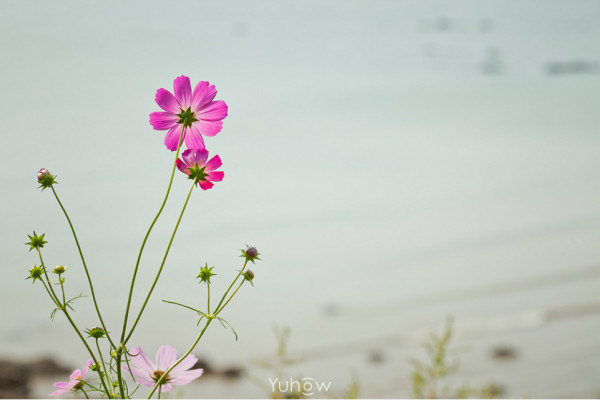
0,361,30,398
546,60,599,75
221,366,243,379
491,345,518,360
192,357,214,375
368,349,386,364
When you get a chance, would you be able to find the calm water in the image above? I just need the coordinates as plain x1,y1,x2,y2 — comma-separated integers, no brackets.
1,0,600,397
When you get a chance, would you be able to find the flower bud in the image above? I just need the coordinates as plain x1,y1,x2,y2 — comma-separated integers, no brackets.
243,269,255,282
240,246,261,263
37,168,51,182
53,265,67,274
90,363,100,372
197,264,216,284
85,326,106,339
36,168,56,189
26,265,45,283
25,231,47,252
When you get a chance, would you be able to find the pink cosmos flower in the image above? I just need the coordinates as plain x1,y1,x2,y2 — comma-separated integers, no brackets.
123,345,204,392
149,75,228,151
49,359,93,396
176,148,224,190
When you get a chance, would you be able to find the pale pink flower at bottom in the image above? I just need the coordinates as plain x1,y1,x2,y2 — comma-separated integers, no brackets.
123,345,204,392
49,359,93,396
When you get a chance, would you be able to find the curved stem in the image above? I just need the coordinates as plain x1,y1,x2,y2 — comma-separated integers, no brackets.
124,180,196,345
120,126,185,342
50,185,116,349
147,269,248,399
36,251,111,396
147,319,212,399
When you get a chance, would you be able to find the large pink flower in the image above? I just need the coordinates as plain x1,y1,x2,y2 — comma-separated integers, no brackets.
123,345,204,392
176,148,224,190
149,75,228,151
49,359,93,396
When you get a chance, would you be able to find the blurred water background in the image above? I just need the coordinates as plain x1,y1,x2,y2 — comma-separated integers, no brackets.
1,0,600,397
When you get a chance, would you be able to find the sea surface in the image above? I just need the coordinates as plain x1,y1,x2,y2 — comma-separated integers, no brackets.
1,0,600,397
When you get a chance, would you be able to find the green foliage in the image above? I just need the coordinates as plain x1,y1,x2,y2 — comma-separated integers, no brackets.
410,318,502,399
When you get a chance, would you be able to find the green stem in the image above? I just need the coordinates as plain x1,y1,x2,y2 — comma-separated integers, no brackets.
59,276,66,306
81,388,90,399
116,354,125,399
147,319,213,399
207,281,211,315
96,339,113,395
124,180,196,345
215,280,245,315
40,279,60,308
147,270,248,399
120,126,185,342
36,249,111,396
213,260,248,313
50,185,116,349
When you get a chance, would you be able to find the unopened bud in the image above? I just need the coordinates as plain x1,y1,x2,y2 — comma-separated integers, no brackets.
37,168,51,182
243,269,255,282
53,265,66,274
241,246,260,263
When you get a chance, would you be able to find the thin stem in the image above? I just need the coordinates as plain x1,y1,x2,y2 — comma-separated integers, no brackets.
215,280,245,315
81,388,90,399
40,279,60,308
207,281,211,315
59,276,66,306
158,385,162,399
50,185,116,349
96,339,113,396
36,249,111,396
120,126,185,342
147,270,248,399
116,355,125,399
124,180,196,345
213,260,248,313
147,319,213,399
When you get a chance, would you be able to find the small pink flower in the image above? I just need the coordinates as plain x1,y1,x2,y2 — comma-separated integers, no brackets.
176,148,224,190
49,359,93,396
123,345,204,392
150,75,228,151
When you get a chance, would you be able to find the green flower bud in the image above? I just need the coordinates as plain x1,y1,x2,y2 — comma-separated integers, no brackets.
197,264,216,284
90,363,100,372
85,326,106,339
25,231,47,252
26,265,45,283
53,265,67,274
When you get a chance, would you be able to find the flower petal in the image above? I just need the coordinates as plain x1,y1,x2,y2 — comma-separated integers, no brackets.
149,112,177,130
207,171,224,182
129,346,156,373
170,354,199,375
160,383,175,392
205,155,222,171
69,369,82,382
82,359,93,377
197,100,228,121
169,368,204,385
173,76,192,108
184,125,206,150
193,119,223,137
199,180,214,190
49,380,76,396
182,148,208,167
155,88,180,113
123,365,155,387
176,158,190,175
191,81,217,110
156,345,178,371
164,125,184,151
